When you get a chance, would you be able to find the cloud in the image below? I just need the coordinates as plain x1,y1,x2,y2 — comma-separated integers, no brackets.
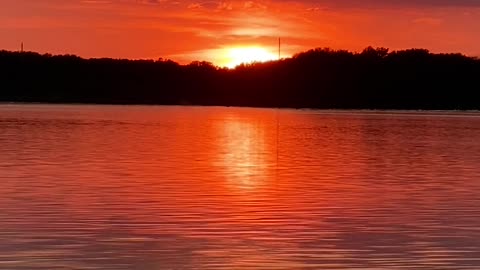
413,17,443,26
129,0,480,8
81,0,112,4
2,0,480,63
262,0,480,8
187,3,202,9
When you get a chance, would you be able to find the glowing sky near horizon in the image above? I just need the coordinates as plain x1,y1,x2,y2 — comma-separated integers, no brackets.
1,0,479,66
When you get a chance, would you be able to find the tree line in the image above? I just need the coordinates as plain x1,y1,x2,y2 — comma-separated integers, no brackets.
1,47,479,109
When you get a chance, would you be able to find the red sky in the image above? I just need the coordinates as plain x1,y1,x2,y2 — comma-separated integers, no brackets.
1,0,479,66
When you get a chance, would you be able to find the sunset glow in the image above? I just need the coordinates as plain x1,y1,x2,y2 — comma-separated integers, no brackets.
1,0,480,65
223,47,278,68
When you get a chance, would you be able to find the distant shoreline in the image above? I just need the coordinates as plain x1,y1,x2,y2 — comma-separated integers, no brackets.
2,102,480,117
1,47,479,110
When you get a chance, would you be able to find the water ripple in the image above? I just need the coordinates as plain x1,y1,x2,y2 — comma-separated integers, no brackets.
1,105,480,269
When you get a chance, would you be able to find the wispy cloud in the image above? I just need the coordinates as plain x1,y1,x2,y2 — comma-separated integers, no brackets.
1,0,479,63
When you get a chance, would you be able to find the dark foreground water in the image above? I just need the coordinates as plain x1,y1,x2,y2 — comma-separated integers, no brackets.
1,104,480,269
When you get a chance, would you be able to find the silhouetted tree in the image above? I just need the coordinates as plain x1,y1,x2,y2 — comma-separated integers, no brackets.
0,48,479,109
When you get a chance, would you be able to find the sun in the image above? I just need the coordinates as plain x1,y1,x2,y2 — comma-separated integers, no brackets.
223,46,278,68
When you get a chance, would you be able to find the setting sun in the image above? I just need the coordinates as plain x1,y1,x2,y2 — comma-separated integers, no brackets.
223,47,278,68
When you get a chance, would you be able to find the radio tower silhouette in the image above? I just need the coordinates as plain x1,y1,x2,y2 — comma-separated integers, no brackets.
278,38,281,60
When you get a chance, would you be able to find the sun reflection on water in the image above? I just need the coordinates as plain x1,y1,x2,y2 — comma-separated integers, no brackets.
215,115,274,191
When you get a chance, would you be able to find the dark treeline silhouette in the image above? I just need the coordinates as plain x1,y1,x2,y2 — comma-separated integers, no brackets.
1,47,479,109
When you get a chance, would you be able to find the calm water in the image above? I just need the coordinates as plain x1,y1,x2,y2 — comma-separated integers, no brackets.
1,104,480,269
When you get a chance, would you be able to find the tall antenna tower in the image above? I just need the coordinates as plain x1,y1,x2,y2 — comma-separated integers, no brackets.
278,38,281,60
21,42,24,52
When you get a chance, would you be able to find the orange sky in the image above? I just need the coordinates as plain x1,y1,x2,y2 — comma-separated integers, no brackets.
1,0,479,66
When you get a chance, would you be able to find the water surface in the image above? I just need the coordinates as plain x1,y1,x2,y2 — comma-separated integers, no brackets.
1,105,480,269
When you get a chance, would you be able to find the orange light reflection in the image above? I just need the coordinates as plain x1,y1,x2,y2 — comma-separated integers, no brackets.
215,114,276,191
